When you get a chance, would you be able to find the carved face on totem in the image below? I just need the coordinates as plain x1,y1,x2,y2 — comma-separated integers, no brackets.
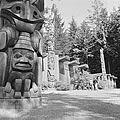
48,40,54,51
0,0,44,33
12,48,34,71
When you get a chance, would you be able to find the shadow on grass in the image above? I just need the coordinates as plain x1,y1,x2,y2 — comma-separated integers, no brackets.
22,92,120,120
1,92,120,120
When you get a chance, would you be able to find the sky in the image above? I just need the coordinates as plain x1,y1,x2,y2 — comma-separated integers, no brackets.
45,0,120,27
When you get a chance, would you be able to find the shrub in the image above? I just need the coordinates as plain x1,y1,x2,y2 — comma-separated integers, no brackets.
54,81,70,91
97,81,106,89
41,82,48,90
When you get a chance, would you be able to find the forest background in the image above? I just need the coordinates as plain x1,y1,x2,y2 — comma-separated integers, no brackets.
43,0,120,88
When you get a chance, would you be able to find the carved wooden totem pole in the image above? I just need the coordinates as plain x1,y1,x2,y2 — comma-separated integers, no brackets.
0,0,44,109
47,40,56,87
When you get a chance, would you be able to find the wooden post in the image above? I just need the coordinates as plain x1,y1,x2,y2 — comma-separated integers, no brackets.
47,40,56,88
100,48,107,80
64,62,70,87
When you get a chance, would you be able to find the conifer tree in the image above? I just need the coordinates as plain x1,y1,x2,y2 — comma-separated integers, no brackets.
43,4,66,55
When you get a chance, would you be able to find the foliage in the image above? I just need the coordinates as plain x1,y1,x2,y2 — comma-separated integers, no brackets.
43,4,67,55
41,82,48,90
43,1,120,87
97,80,106,89
68,17,78,41
71,71,93,90
67,0,108,69
54,81,70,91
86,0,120,86
67,17,78,52
106,9,120,80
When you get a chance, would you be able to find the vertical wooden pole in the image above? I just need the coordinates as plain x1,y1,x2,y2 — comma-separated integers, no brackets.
100,48,107,82
64,62,70,87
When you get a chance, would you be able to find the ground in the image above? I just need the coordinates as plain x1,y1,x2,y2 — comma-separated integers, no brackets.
0,89,120,120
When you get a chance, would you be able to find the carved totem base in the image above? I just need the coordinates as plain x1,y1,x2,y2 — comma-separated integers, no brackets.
0,87,42,110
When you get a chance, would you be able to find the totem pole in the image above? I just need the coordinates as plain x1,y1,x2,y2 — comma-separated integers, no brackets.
0,0,44,109
47,39,56,87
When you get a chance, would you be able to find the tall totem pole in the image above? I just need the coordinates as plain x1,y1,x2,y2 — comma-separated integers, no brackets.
47,39,56,87
0,0,44,109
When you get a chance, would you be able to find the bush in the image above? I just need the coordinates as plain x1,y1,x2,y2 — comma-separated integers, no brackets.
41,82,48,90
97,81,106,89
54,81,70,91
71,74,93,90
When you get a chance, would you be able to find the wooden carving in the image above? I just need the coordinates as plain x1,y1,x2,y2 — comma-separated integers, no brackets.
0,0,44,99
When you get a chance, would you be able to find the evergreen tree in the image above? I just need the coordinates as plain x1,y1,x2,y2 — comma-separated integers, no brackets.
106,8,120,87
74,21,93,64
53,6,66,55
43,4,66,55
86,0,109,73
67,17,78,49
